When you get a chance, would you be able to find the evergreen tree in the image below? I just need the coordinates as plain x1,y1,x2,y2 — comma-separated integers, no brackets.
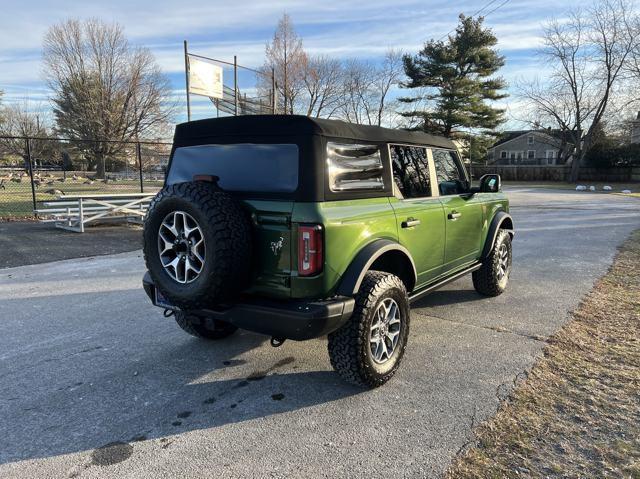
401,15,507,136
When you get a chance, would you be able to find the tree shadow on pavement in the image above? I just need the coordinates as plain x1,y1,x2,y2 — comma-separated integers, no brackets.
0,290,362,466
412,288,485,310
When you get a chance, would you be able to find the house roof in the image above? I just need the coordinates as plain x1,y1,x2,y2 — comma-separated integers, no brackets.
490,129,576,149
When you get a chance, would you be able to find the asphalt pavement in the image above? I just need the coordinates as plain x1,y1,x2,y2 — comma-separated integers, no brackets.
0,188,638,478
0,222,142,268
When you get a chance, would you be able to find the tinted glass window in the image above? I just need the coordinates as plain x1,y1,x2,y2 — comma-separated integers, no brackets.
389,145,431,199
167,144,298,193
327,142,384,192
433,149,467,196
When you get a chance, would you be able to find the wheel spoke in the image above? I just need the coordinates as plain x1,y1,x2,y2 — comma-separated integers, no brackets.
372,339,383,361
386,329,400,347
386,301,397,323
161,219,178,238
159,231,173,254
380,339,389,360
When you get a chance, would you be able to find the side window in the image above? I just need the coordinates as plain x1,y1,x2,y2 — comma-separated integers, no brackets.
389,145,431,199
326,142,384,192
433,149,467,196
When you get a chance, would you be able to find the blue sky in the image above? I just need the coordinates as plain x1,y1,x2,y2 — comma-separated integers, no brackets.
0,0,584,129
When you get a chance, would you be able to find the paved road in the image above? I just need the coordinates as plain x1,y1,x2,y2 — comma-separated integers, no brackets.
0,222,141,268
1,188,638,478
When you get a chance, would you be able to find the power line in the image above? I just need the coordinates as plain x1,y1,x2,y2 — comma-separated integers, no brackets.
435,0,511,42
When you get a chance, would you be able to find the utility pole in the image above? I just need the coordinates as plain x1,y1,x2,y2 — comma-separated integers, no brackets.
234,55,239,116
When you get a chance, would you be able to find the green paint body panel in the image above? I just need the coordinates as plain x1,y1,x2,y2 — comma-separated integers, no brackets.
240,192,509,300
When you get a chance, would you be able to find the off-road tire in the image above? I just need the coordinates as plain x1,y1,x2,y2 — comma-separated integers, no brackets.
328,271,410,388
174,311,238,340
143,181,252,310
473,229,512,297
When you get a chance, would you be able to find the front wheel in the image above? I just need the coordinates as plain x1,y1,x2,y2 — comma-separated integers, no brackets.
473,229,512,297
174,311,238,340
328,271,410,388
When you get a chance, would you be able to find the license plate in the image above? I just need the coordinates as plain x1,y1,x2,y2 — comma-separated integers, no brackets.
154,288,177,310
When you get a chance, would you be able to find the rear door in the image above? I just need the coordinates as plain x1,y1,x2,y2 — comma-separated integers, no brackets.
432,149,484,271
388,144,446,287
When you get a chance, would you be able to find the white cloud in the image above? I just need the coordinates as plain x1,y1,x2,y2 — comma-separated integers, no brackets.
0,0,591,122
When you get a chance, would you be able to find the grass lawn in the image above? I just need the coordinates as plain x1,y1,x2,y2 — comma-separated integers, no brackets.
0,176,163,218
446,230,640,478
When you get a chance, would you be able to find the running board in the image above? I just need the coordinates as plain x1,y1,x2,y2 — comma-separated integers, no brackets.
408,263,482,303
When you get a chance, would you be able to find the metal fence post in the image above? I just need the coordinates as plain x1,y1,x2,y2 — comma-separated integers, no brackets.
234,55,239,116
26,137,38,218
136,142,144,193
271,67,276,114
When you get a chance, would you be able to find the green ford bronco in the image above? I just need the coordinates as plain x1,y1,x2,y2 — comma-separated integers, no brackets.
142,115,513,388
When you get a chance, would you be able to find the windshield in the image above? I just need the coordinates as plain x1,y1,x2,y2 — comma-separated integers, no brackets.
167,144,299,193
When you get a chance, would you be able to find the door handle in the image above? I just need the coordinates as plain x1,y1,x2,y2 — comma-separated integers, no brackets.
448,211,462,220
401,218,421,228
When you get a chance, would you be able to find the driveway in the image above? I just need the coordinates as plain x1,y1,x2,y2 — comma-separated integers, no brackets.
1,188,638,478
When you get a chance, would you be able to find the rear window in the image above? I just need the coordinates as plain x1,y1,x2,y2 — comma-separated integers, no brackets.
167,144,299,193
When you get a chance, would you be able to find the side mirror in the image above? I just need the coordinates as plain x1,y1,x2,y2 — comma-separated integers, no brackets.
479,174,501,193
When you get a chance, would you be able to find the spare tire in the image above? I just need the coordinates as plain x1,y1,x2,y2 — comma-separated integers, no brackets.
143,181,252,310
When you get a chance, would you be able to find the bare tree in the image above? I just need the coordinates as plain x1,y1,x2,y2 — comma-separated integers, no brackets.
302,55,344,117
519,0,635,181
43,19,174,177
340,59,377,124
0,103,56,165
263,14,308,114
340,50,404,126
373,50,404,126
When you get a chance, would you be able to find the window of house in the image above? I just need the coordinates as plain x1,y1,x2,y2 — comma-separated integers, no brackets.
500,151,507,159
528,135,534,145
433,149,467,196
527,150,535,159
509,151,516,160
389,145,431,199
516,151,524,160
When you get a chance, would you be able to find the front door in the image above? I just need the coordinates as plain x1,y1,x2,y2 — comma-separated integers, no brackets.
388,145,445,287
432,149,484,271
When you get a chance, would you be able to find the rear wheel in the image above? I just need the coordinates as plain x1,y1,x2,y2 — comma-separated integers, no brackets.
328,271,410,388
473,229,512,296
174,311,238,340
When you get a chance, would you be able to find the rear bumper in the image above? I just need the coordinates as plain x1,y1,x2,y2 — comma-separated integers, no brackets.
142,273,355,341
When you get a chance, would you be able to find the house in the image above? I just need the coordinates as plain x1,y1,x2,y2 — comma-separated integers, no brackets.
631,112,640,144
487,130,575,166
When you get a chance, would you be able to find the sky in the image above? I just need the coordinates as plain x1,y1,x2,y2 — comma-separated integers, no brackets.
0,0,586,131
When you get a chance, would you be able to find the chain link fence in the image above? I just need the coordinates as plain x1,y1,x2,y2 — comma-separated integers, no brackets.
0,136,171,218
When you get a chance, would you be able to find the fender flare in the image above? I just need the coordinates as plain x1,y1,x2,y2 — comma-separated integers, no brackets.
482,211,515,259
336,239,417,296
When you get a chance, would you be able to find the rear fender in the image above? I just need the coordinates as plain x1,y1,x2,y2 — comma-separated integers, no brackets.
336,240,417,296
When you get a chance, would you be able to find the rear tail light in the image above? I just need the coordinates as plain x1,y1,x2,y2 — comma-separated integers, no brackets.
298,225,323,276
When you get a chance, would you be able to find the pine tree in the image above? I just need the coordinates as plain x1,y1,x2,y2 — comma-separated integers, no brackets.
401,15,507,136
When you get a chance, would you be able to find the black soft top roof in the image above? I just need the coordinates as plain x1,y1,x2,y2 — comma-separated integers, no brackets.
174,114,455,149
